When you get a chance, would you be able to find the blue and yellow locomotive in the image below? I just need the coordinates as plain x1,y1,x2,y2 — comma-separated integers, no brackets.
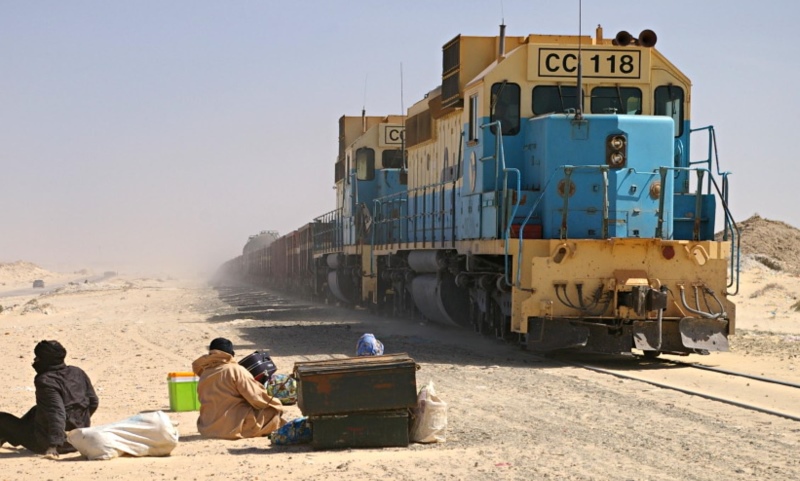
230,24,739,357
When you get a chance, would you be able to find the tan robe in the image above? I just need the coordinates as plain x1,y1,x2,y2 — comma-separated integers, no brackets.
192,350,286,439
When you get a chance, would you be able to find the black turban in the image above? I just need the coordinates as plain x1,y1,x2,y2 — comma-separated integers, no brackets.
209,337,234,356
34,340,67,365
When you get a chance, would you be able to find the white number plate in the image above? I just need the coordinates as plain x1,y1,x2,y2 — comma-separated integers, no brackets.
538,48,641,79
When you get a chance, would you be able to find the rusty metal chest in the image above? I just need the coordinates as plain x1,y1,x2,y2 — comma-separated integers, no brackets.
309,410,410,449
293,353,418,416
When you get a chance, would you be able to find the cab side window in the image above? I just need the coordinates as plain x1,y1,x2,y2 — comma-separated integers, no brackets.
468,94,479,142
490,82,520,136
654,85,685,137
356,147,375,181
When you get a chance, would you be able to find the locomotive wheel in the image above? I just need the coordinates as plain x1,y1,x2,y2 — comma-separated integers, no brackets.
489,299,502,339
488,299,514,342
470,300,494,336
642,350,661,359
498,318,519,343
470,301,481,333
479,312,493,336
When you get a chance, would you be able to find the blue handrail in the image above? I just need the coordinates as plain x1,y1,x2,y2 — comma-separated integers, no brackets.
665,166,740,295
689,125,737,289
511,164,739,295
480,121,522,286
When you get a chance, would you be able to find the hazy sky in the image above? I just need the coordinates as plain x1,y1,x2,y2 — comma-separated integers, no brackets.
1,1,797,275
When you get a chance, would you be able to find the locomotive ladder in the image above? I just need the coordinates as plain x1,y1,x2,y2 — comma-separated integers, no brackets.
481,120,522,286
688,125,740,295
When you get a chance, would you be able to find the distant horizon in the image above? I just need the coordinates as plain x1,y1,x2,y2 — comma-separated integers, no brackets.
4,211,797,278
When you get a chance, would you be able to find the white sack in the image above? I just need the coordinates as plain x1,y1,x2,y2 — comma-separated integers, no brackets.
67,411,179,460
410,380,447,443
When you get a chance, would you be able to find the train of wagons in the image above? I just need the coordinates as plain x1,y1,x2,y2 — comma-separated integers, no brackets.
220,24,740,357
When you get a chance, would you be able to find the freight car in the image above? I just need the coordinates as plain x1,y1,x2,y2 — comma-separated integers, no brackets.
228,24,739,357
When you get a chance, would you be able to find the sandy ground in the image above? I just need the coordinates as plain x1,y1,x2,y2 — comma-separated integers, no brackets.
1,261,799,481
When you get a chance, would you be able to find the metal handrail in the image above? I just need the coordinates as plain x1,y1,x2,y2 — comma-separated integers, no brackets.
313,208,343,251
686,126,738,287
480,121,522,238
514,169,560,287
512,164,739,296
689,125,732,195
371,182,454,248
656,166,741,295
690,125,729,177
480,121,523,286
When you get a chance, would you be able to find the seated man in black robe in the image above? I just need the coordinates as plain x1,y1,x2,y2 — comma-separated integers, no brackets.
0,340,99,457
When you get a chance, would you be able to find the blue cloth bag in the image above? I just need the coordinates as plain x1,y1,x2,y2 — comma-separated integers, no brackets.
356,333,384,356
270,417,312,446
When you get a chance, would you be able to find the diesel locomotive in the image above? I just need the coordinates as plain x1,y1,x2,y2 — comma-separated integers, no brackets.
220,24,740,357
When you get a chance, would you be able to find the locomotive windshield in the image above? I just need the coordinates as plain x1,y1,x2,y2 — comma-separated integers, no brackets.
590,86,642,115
532,85,582,115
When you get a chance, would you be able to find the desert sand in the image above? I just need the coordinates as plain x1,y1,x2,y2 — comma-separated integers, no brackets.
1,216,799,480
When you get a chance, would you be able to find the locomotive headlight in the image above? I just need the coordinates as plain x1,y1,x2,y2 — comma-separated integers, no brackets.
609,135,625,150
606,134,627,169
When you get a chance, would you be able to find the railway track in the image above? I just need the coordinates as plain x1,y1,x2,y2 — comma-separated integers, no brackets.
559,355,800,422
659,358,800,389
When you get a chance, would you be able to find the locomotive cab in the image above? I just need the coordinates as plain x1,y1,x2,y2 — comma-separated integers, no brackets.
315,115,406,305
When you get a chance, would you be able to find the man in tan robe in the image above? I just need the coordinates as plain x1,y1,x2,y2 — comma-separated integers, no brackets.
192,338,286,439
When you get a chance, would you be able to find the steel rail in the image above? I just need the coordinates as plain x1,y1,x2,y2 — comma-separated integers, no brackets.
657,359,800,390
576,362,800,423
